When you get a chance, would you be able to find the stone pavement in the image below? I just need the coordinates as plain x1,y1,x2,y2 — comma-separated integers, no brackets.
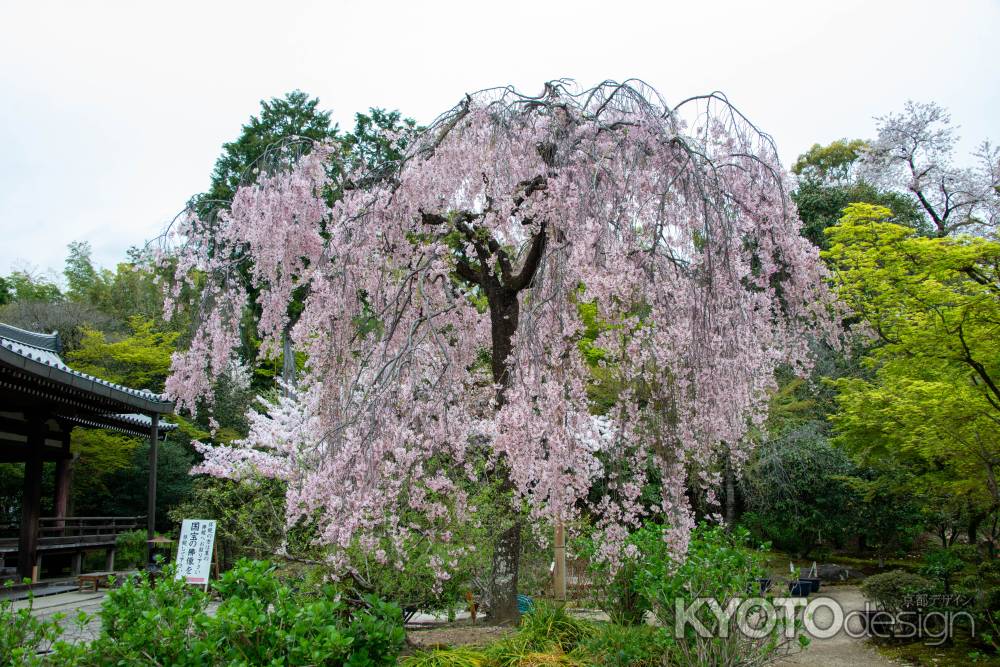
775,585,901,667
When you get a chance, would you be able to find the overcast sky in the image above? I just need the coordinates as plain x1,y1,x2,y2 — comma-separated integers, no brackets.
1,0,997,277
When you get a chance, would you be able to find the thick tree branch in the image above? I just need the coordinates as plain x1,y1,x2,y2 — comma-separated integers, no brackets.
454,256,482,285
914,188,947,236
958,323,1000,408
508,224,548,292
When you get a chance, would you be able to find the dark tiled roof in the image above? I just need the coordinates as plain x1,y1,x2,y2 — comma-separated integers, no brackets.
64,413,179,436
0,322,174,417
0,322,62,353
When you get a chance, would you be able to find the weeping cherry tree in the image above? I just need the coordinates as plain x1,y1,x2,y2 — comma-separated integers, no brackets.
163,80,836,622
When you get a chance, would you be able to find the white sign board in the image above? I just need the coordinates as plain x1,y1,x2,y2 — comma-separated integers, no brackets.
174,519,217,585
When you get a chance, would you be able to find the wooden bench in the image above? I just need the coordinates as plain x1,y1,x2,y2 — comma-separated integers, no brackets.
77,571,112,593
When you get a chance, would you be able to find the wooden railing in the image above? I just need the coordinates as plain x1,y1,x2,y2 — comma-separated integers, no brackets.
0,516,144,542
38,516,144,538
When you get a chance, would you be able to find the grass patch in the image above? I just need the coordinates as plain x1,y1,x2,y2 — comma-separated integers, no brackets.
402,646,491,667
878,639,1000,666
404,603,666,667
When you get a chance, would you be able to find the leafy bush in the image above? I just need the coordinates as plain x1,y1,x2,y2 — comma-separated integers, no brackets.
97,568,210,663
860,570,934,613
633,523,798,667
741,424,858,558
0,583,66,665
576,535,648,625
113,529,148,569
921,548,965,594
168,475,295,569
9,559,405,666
950,544,981,564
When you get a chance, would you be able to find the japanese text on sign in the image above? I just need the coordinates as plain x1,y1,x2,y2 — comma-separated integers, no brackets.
175,519,216,584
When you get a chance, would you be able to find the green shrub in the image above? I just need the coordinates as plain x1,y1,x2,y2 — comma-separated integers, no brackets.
921,548,965,594
860,570,933,613
576,623,667,667
113,529,148,569
0,582,66,665
633,523,798,666
575,536,648,625
38,559,405,666
740,425,859,558
950,544,981,564
96,568,209,663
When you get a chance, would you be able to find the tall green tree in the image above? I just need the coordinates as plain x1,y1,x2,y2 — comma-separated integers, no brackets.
791,140,927,249
825,203,1000,531
195,92,418,391
207,90,340,203
1,269,62,303
64,241,113,306
0,276,11,305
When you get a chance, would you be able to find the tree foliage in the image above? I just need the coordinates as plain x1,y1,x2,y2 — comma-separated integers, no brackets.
741,423,857,557
66,316,178,392
64,241,113,306
792,139,869,185
791,139,926,249
207,90,339,203
0,269,62,303
826,203,1000,519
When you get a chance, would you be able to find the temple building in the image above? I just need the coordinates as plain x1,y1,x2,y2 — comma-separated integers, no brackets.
0,323,175,579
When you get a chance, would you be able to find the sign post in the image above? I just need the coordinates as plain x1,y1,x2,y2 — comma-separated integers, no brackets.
175,519,217,591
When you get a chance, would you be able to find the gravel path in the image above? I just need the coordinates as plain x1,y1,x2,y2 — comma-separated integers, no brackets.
775,585,901,667
14,590,107,645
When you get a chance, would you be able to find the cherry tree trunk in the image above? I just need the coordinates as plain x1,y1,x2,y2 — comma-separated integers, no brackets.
490,490,523,623
488,286,523,624
724,457,736,527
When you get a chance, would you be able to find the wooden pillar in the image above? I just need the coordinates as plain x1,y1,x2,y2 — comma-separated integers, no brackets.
53,461,73,530
146,413,159,561
54,426,73,519
553,522,567,601
18,413,44,580
71,551,83,576
105,547,116,572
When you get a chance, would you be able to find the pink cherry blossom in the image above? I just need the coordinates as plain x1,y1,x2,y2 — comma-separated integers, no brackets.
166,81,838,605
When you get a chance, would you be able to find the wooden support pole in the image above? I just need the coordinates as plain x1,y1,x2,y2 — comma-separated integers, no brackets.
146,413,159,563
17,413,44,580
554,522,567,601
53,447,74,533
